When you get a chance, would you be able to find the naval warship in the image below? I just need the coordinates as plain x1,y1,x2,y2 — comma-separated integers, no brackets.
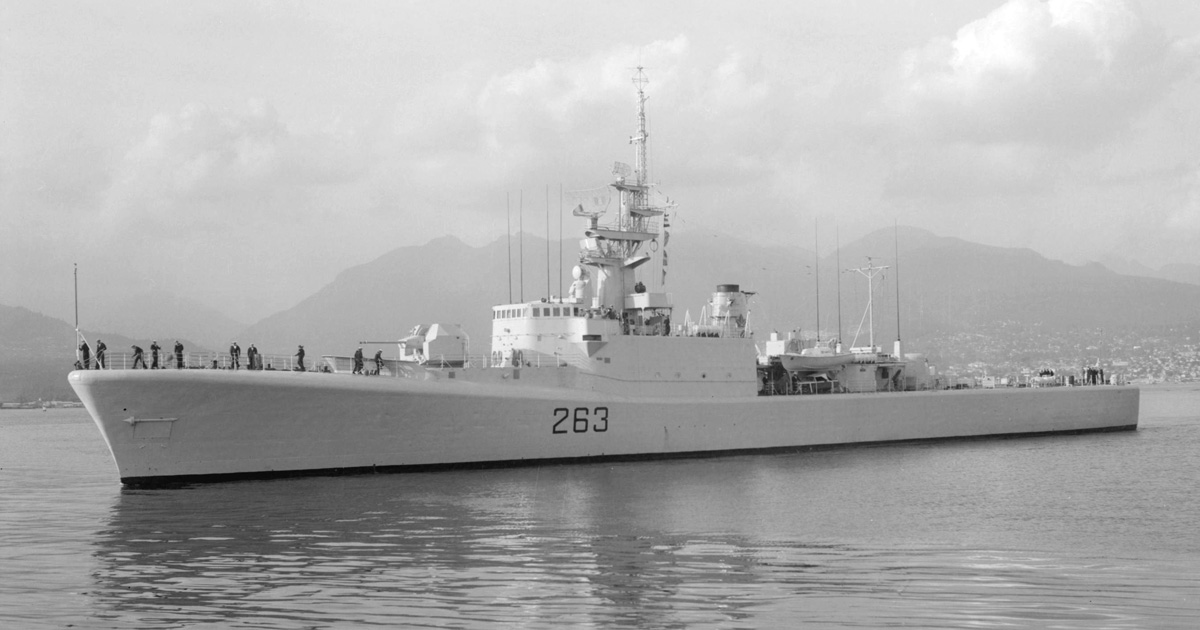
69,69,1139,485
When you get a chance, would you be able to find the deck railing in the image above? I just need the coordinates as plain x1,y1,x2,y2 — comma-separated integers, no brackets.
76,346,596,375
77,351,311,372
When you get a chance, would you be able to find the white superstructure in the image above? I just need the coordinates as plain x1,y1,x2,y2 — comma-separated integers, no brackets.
68,70,1140,485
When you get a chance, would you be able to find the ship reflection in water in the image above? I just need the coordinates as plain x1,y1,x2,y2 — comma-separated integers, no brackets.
90,433,1200,629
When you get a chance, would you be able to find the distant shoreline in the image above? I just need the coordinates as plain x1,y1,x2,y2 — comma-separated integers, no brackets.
0,402,85,410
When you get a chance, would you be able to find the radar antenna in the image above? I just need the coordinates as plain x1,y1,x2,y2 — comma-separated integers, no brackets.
566,186,611,220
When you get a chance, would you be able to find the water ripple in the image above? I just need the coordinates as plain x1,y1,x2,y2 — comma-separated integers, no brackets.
4,402,1200,628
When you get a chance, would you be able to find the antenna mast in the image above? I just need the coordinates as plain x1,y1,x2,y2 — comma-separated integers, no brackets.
507,194,512,303
559,184,563,298
814,221,820,343
519,190,524,303
632,66,649,188
894,221,902,357
847,258,889,351
836,228,842,351
74,263,79,362
574,67,672,315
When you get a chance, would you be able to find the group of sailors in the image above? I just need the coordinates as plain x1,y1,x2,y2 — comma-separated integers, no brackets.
78,339,265,371
351,347,385,375
78,339,187,370
77,338,390,375
76,339,107,370
223,341,264,370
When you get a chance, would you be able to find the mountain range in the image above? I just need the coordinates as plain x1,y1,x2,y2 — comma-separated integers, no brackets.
1097,256,1200,287
0,304,207,403
232,225,1200,357
82,288,247,353
3,226,1199,403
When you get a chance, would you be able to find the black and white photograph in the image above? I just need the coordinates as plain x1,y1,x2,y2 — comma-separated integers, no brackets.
2,1,1199,627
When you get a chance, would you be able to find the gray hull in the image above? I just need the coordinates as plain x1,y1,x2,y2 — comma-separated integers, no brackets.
69,369,1139,485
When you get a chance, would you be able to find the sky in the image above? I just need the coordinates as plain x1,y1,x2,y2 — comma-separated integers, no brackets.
3,0,1200,325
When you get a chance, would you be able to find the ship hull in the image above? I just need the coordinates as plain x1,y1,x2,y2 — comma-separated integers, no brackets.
69,369,1139,485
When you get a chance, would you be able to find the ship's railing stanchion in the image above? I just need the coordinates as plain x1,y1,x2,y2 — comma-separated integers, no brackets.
90,348,612,374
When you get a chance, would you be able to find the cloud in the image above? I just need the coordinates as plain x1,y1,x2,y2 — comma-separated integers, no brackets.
888,0,1192,147
101,100,367,235
367,35,802,244
76,34,805,269
365,39,697,230
870,0,1200,221
468,34,791,183
470,35,693,182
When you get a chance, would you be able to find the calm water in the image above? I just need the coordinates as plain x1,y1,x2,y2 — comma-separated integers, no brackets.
2,386,1199,629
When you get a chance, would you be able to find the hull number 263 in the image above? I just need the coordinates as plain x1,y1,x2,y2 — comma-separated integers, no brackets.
552,407,609,434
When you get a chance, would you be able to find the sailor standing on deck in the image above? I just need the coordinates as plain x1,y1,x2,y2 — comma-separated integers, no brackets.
174,340,184,369
295,345,305,371
132,345,146,369
150,341,161,369
353,347,364,374
247,344,258,370
78,340,91,370
374,350,384,375
95,339,107,369
230,342,241,370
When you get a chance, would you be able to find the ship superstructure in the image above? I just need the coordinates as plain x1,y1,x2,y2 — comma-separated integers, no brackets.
483,67,755,398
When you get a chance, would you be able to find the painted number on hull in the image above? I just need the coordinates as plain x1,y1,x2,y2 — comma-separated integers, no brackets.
552,407,609,434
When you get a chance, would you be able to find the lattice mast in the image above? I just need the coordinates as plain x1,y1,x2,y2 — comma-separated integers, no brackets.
632,67,649,191
569,67,674,313
602,65,658,262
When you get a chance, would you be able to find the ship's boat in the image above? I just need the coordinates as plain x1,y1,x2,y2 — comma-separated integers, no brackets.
768,338,856,375
68,69,1140,485
779,351,856,373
